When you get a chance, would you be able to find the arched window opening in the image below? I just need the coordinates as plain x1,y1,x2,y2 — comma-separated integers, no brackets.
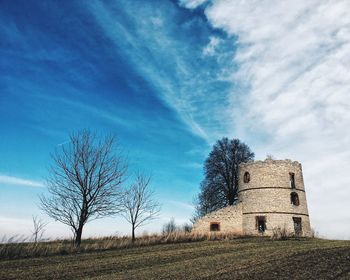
291,192,300,206
289,172,296,188
210,222,220,232
243,172,250,183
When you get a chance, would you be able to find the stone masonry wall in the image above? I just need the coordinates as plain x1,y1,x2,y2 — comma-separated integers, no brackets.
192,204,243,234
239,159,311,237
242,213,312,236
239,188,309,216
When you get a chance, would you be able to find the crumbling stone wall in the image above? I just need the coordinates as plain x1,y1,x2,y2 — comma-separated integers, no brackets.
192,204,243,234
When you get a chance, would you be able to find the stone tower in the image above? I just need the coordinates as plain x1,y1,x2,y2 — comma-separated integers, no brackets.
192,158,312,237
239,159,311,236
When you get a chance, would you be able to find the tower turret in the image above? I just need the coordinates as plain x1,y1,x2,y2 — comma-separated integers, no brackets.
238,159,311,236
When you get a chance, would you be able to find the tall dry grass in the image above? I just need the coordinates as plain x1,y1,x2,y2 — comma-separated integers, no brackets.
1,229,312,260
0,232,244,260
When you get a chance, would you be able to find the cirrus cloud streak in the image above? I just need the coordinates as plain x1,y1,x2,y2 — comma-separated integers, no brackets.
0,174,44,188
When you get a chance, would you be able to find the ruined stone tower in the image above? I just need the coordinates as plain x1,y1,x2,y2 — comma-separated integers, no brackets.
192,159,312,237
239,159,311,236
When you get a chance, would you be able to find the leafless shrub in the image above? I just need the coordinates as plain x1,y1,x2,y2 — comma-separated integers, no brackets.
181,223,192,233
162,218,178,234
31,216,48,243
310,228,318,238
271,226,290,240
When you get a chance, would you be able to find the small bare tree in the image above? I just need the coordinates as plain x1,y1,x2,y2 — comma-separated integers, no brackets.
31,216,48,243
40,130,126,246
120,173,160,242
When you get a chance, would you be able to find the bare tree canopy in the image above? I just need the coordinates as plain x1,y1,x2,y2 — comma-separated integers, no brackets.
40,130,126,246
120,173,160,242
194,138,254,219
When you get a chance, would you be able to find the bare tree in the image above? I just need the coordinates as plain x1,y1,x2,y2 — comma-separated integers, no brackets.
40,130,126,246
31,216,48,243
120,173,160,242
195,138,254,218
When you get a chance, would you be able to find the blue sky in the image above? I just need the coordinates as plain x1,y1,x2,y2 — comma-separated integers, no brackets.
1,0,350,239
0,0,236,238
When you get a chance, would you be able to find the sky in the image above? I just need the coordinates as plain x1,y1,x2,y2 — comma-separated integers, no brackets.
0,0,349,240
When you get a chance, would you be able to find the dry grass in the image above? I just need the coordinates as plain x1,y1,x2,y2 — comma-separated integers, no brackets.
0,232,243,260
0,237,349,280
270,227,290,240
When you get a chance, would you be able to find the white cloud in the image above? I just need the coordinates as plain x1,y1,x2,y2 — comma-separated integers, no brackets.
203,36,222,56
165,200,196,211
179,0,208,9
0,174,44,188
197,0,350,239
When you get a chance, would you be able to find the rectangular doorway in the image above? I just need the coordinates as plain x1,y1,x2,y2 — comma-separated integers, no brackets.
293,217,302,235
256,216,266,233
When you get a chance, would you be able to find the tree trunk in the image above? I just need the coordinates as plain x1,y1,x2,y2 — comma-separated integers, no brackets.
75,203,87,247
131,225,135,243
75,224,84,247
228,186,234,205
228,196,234,205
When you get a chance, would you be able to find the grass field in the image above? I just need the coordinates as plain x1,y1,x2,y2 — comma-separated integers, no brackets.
1,237,349,280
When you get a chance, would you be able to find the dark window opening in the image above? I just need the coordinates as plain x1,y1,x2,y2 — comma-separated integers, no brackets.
210,222,220,231
291,192,300,206
243,172,250,183
255,216,266,233
293,217,302,235
289,172,296,188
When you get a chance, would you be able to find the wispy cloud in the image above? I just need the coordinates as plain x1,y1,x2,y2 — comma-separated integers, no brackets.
202,36,223,56
87,0,236,143
179,0,208,9
166,200,196,211
0,174,44,188
181,162,203,169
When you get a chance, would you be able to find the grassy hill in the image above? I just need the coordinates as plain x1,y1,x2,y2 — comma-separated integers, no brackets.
0,237,349,280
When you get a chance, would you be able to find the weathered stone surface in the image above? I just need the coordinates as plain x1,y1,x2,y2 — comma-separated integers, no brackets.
192,159,312,237
192,204,243,234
